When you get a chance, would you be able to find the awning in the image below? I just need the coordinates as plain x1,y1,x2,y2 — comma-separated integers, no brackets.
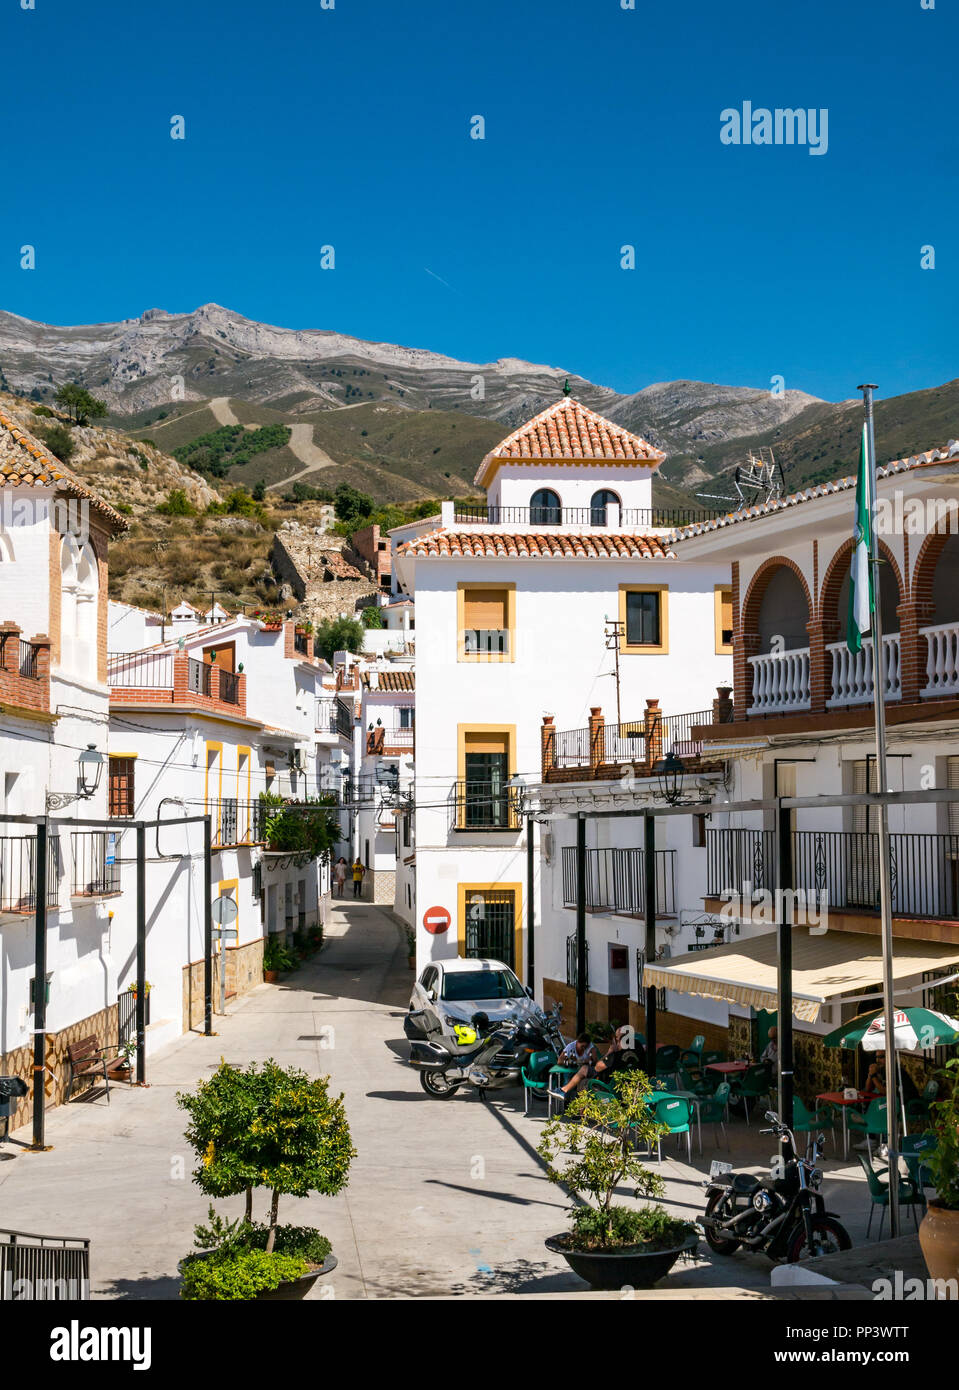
643,929,959,1023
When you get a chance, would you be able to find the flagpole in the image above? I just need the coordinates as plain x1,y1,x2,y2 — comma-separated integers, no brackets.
859,382,900,1238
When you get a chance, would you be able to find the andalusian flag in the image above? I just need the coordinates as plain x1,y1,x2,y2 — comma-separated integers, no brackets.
846,423,874,654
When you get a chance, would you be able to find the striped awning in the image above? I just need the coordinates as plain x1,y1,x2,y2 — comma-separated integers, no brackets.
643,929,959,1023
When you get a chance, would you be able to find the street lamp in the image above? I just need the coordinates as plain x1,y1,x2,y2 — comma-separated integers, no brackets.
46,744,105,811
653,751,685,806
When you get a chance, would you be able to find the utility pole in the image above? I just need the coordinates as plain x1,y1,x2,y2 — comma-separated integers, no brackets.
604,618,624,727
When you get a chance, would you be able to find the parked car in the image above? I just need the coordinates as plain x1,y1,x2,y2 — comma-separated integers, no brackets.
408,957,543,1052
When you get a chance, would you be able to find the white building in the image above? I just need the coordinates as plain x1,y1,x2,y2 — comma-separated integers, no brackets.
353,666,415,904
392,396,734,991
0,407,125,1122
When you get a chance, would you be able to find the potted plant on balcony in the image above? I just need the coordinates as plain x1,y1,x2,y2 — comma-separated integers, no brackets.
919,1056,959,1282
538,1070,697,1289
253,610,284,631
177,1060,355,1300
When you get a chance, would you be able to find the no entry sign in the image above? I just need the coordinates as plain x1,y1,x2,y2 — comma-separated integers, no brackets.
423,905,451,935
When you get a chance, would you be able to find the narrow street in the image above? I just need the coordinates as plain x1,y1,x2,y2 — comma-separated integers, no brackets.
1,903,790,1299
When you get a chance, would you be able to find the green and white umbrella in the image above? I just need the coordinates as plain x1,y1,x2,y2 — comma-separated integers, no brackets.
825,1006,959,1053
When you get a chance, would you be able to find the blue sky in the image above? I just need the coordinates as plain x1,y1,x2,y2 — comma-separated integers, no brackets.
1,0,953,403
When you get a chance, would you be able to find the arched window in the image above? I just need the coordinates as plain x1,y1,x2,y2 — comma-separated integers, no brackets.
590,489,620,525
530,488,561,526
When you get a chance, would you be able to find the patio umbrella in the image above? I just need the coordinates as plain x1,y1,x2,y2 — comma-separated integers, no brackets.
824,1006,959,1052
824,1006,959,1140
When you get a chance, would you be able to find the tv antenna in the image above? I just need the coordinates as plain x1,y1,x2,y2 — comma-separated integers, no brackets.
697,447,786,510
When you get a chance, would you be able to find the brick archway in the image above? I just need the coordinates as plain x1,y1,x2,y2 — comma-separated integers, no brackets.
819,536,904,632
908,521,959,703
912,520,959,615
736,556,814,719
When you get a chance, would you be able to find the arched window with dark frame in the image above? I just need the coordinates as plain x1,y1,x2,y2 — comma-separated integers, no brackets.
590,488,620,525
530,487,562,526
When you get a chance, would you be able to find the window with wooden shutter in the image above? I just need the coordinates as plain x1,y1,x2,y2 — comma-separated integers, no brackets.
619,585,668,654
459,584,514,661
947,757,959,838
715,585,733,653
109,756,135,817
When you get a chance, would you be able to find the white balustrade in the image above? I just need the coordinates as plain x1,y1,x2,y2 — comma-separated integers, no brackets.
827,634,901,707
747,647,810,713
922,620,959,697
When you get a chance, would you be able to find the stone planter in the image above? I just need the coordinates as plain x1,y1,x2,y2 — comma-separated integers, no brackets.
545,1232,697,1291
919,1200,959,1283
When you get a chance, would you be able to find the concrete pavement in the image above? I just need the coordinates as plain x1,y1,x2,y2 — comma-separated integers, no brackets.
0,902,881,1299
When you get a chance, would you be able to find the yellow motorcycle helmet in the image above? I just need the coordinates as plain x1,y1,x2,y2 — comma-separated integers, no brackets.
452,1023,478,1046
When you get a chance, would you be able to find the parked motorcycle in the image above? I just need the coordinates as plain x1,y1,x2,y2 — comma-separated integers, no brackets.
405,1004,564,1100
699,1110,852,1263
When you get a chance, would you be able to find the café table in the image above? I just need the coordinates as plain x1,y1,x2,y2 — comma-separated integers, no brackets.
815,1090,867,1160
706,1060,751,1076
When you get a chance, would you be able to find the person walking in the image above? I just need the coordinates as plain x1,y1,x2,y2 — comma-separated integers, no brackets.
333,857,348,899
351,857,366,899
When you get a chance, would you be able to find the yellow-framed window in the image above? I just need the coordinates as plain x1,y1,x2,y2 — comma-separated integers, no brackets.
714,584,733,654
457,582,516,663
618,584,669,655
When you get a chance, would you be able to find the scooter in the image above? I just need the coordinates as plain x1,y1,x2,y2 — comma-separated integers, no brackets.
406,1011,527,1099
699,1110,852,1263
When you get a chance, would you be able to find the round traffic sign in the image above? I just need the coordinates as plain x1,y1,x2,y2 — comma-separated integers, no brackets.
422,904,451,935
212,894,239,926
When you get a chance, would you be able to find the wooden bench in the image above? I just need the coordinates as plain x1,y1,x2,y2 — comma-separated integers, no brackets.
64,1037,126,1103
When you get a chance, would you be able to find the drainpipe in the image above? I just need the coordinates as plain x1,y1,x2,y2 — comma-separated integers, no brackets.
30,817,50,1150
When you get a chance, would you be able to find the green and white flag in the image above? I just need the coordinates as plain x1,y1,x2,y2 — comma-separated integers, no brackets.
847,422,874,653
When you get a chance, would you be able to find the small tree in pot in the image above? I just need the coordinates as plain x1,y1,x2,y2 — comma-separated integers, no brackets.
177,1059,355,1299
538,1069,696,1289
919,1056,959,1283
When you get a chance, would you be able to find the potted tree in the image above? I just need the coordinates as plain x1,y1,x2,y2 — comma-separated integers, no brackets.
538,1070,697,1289
176,1059,355,1300
919,1056,959,1282
406,927,416,969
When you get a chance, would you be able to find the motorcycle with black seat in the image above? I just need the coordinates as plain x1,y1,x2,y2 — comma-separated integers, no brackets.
700,1109,852,1263
405,1005,564,1100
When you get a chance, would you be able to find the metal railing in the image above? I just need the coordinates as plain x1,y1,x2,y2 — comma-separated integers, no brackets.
0,835,60,913
550,708,722,772
294,632,311,656
0,1228,90,1300
316,697,354,740
452,503,724,529
219,668,240,705
706,827,959,921
70,832,121,897
17,639,39,679
107,650,174,688
448,781,520,832
207,799,265,847
188,657,211,697
463,628,509,656
561,846,676,916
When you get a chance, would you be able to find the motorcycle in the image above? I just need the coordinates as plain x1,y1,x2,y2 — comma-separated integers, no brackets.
405,1004,564,1100
699,1109,852,1263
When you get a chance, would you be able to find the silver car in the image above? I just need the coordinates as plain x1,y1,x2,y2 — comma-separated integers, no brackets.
409,957,542,1052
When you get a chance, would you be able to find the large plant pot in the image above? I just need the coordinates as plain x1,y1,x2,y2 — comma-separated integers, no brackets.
179,1252,337,1301
545,1232,697,1291
255,1254,337,1301
919,1201,959,1283
264,969,278,983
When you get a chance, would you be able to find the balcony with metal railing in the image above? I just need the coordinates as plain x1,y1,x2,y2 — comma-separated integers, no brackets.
543,703,729,783
448,781,520,832
451,502,725,532
70,831,121,897
108,650,246,715
316,696,354,742
206,798,266,848
0,835,60,913
705,826,959,921
561,846,676,917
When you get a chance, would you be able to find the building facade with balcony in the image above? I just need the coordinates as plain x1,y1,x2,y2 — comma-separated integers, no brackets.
393,396,733,984
105,606,345,1034
354,666,414,905
0,409,128,1122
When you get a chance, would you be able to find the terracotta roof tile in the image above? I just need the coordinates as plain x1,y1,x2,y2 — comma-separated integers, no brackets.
361,669,415,691
475,397,664,486
671,441,959,542
399,530,675,560
0,409,127,531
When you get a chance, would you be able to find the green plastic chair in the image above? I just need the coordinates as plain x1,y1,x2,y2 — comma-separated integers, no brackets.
857,1153,924,1239
698,1081,731,1150
655,1045,681,1085
678,1065,712,1099
734,1064,774,1124
680,1034,706,1069
521,1048,556,1114
652,1095,692,1163
792,1097,837,1155
847,1097,888,1160
905,1079,939,1132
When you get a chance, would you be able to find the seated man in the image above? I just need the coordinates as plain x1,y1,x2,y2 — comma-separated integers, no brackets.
862,1060,886,1098
551,1026,635,1105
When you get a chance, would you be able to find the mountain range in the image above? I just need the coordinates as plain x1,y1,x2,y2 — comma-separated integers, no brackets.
1,303,955,505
